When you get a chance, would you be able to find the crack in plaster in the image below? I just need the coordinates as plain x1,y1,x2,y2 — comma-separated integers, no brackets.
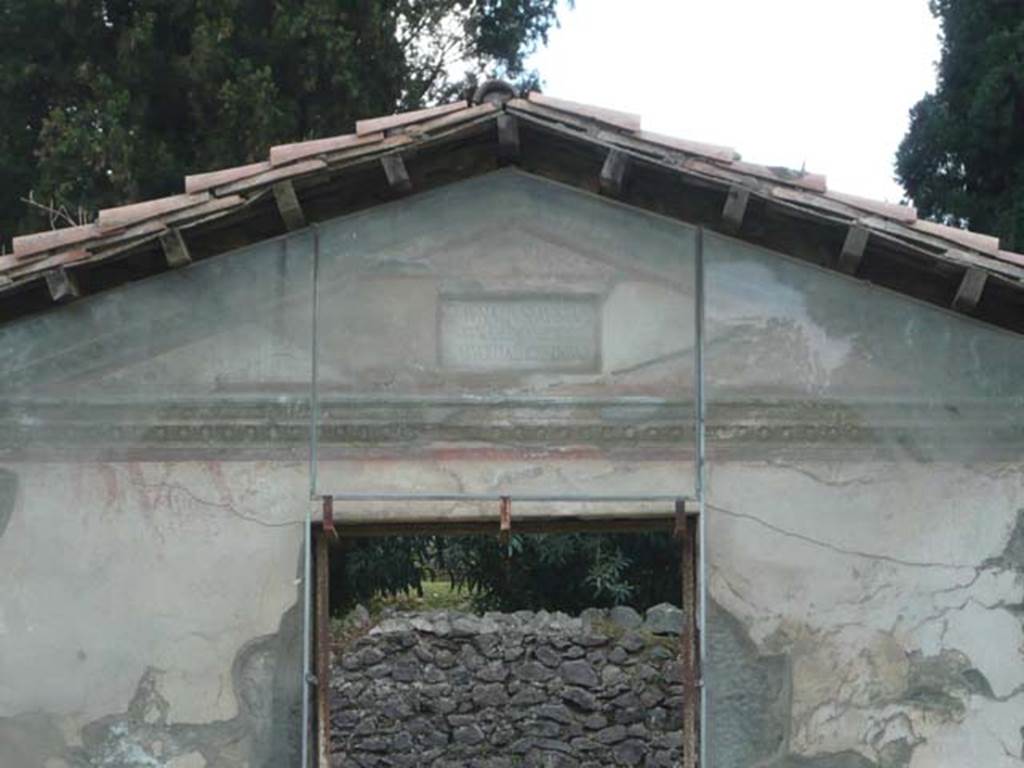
129,478,303,529
707,504,978,570
711,504,1024,766
763,460,881,489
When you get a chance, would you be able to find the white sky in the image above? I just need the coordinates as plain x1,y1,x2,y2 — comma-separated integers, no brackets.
526,0,941,203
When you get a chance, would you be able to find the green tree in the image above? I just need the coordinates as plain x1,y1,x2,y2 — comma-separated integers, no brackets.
330,533,682,616
896,1,1024,251
440,532,682,613
0,0,559,247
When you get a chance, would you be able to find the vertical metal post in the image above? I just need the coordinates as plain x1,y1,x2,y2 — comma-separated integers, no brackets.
309,225,321,499
302,226,321,768
677,500,699,768
695,227,708,767
315,529,332,768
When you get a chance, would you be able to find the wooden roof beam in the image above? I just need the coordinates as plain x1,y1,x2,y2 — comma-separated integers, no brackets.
44,267,79,302
381,154,412,195
952,267,988,313
599,149,631,197
837,225,869,275
159,229,192,268
721,187,750,235
273,180,307,231
497,113,520,164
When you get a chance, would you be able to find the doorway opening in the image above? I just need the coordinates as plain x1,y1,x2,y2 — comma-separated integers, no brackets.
310,504,700,766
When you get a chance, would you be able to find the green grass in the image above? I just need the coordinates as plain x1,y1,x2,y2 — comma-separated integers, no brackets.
372,579,473,613
330,579,474,650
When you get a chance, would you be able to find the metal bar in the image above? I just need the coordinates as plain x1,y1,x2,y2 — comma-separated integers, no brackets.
677,500,699,768
499,496,512,546
314,529,332,768
313,515,678,538
301,227,321,768
301,508,313,768
322,495,335,536
310,225,321,498
695,226,708,767
314,492,695,503
301,393,686,406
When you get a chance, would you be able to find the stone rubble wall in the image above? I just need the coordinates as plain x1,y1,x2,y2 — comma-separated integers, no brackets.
329,605,688,767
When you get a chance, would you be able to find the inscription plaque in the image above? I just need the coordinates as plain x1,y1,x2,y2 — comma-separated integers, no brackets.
440,295,601,371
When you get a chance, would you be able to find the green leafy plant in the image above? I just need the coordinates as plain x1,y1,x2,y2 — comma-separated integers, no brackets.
897,1,1024,250
0,0,560,246
329,531,682,616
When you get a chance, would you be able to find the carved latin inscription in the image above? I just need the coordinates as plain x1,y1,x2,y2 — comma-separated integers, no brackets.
440,296,600,371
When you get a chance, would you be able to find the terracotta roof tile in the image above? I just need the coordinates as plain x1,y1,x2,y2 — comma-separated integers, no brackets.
4,88,1022,328
97,193,211,230
526,92,642,132
356,100,468,136
164,194,246,224
6,249,90,278
323,133,415,165
770,185,856,219
398,101,499,135
912,220,1000,255
825,191,917,223
631,130,739,163
213,159,328,196
270,132,382,166
13,223,101,259
185,161,271,194
997,249,1024,268
729,161,827,193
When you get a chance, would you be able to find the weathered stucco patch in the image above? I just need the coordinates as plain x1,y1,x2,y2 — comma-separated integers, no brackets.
707,600,789,767
0,711,66,767
770,752,879,768
985,509,1024,576
707,599,935,768
0,467,17,539
0,600,301,768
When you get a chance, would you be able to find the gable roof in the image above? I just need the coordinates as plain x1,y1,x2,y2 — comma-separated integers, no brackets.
3,84,1023,333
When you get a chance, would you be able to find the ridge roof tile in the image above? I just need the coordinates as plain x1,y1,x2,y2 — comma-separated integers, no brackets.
825,190,917,223
997,249,1024,268
13,223,101,259
186,161,272,193
526,92,642,132
631,129,739,163
270,132,382,166
356,100,468,136
912,219,1001,255
97,193,211,230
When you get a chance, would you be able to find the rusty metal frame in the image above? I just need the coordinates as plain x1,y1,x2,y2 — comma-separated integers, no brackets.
677,500,700,767
311,508,701,767
314,528,332,768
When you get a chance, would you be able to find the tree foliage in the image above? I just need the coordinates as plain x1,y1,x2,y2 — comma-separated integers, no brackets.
896,1,1024,250
0,0,558,245
332,533,681,615
442,533,681,613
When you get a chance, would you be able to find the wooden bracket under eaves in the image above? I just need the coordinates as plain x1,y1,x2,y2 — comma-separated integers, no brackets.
381,154,413,195
273,180,307,231
721,187,750,235
599,149,631,197
45,267,79,302
952,267,988,313
159,229,192,268
497,114,520,163
837,225,870,275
